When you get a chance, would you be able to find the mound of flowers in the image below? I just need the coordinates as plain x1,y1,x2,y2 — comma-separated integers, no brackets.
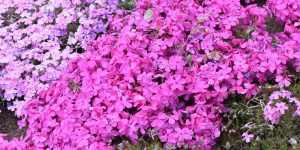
0,0,300,149
0,0,118,115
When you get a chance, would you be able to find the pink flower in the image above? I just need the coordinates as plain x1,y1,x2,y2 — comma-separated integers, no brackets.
173,127,193,146
276,75,291,87
167,74,185,91
213,83,228,102
169,55,184,71
276,102,288,114
244,83,257,98
160,129,177,144
264,104,281,124
168,111,180,124
151,113,167,129
242,133,254,143
191,79,209,93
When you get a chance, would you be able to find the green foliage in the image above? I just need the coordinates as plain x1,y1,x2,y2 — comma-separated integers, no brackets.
289,77,300,98
272,37,278,47
119,0,136,11
235,26,256,40
215,84,300,150
0,104,27,140
113,129,164,150
265,17,284,34
68,79,81,93
115,139,163,150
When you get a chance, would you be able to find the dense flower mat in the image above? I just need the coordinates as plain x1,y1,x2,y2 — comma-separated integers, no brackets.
0,0,117,116
0,0,300,149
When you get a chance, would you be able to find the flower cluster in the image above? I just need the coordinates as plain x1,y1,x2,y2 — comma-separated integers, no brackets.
264,90,300,124
0,0,300,149
267,0,300,25
0,0,118,115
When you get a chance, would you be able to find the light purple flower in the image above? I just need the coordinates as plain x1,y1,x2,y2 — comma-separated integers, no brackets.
242,133,254,143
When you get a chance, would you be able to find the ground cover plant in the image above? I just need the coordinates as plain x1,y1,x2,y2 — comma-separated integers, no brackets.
215,83,300,150
0,0,300,149
0,0,118,116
